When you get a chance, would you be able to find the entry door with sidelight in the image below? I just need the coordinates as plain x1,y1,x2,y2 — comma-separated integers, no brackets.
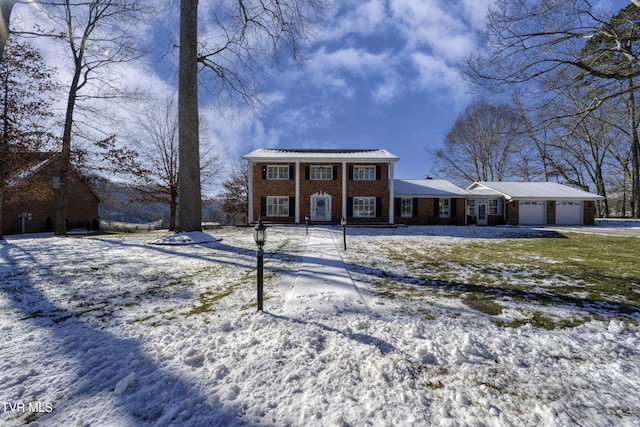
310,192,332,222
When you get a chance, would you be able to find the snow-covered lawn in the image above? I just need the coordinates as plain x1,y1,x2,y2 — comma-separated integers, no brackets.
1,225,639,426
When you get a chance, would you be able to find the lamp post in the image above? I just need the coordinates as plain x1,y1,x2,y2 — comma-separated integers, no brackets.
340,217,347,250
253,218,267,312
305,213,310,235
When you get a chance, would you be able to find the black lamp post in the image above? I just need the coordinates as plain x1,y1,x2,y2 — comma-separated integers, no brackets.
305,213,310,235
341,217,347,250
253,218,267,312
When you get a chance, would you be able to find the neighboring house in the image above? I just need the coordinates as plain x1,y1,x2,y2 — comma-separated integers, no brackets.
467,181,604,226
394,179,467,225
242,149,399,224
2,157,101,235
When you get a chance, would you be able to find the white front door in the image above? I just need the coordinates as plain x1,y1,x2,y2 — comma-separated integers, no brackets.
477,202,488,226
311,193,331,221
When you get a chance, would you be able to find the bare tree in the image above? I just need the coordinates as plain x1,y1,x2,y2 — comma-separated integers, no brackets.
129,98,223,231
219,162,248,225
0,39,57,239
434,99,525,183
26,1,155,235
177,0,322,231
466,1,640,216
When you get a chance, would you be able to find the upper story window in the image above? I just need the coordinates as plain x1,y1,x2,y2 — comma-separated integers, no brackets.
353,166,376,180
401,198,413,218
266,165,290,180
310,165,332,180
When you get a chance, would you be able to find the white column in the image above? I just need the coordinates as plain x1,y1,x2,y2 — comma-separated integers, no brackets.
342,160,347,220
295,160,300,223
247,161,254,224
388,161,395,224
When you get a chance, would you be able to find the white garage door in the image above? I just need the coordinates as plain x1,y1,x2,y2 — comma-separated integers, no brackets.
519,201,545,224
556,201,582,225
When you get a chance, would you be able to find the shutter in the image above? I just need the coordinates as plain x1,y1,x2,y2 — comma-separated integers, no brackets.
333,165,338,180
305,165,310,180
434,198,439,216
451,198,457,217
289,197,295,217
260,197,266,216
347,197,353,217
395,198,401,216
376,165,381,180
376,197,382,217
413,198,419,218
289,165,294,180
348,165,353,180
261,166,267,179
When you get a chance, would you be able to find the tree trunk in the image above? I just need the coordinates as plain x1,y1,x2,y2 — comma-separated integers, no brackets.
177,0,201,232
55,63,81,235
627,78,640,218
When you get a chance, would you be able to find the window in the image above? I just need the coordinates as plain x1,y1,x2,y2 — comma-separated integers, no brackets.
310,165,332,180
401,198,413,218
353,197,376,217
467,199,476,215
439,199,450,217
267,165,289,180
489,199,499,215
353,166,376,180
266,197,289,217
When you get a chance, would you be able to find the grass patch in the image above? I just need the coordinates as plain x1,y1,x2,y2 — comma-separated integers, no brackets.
371,232,640,319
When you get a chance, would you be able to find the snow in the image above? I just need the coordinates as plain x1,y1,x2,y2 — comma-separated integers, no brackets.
1,224,639,426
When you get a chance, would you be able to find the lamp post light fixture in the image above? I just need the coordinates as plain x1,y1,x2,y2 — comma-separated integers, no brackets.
253,218,267,312
340,217,347,250
305,213,310,235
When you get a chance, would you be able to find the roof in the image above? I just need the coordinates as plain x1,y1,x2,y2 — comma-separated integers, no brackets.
242,148,399,162
467,181,605,200
394,179,468,197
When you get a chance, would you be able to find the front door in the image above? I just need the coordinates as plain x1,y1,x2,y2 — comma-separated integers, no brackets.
477,202,488,226
311,193,331,222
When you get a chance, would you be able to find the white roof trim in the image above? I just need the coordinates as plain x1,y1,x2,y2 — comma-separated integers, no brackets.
243,148,399,162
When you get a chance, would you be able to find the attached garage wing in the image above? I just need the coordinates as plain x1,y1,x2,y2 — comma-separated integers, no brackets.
556,201,582,225
519,201,545,225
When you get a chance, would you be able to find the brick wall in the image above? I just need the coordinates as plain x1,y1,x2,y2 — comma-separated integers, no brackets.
394,197,466,225
506,201,519,225
2,161,100,235
583,201,596,225
250,161,391,223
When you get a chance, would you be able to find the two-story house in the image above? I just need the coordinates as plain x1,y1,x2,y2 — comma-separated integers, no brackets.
242,149,399,225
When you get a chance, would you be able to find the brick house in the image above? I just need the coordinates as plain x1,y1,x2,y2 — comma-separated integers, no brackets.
242,149,399,224
394,179,467,225
2,157,101,235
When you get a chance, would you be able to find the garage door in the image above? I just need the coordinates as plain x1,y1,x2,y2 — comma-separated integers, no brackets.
519,201,545,224
556,201,582,225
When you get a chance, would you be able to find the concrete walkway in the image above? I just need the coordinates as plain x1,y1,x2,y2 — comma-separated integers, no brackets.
281,227,368,318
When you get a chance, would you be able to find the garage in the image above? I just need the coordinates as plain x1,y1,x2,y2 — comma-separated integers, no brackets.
519,201,545,224
556,201,582,225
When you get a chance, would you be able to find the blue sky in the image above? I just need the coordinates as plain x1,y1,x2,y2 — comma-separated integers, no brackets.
11,0,631,185
191,0,494,180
